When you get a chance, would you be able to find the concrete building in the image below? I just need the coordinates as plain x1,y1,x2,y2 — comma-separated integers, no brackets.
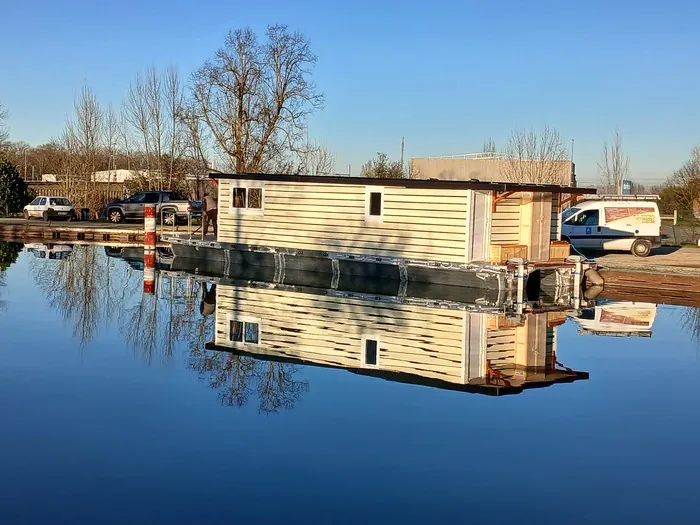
410,152,576,186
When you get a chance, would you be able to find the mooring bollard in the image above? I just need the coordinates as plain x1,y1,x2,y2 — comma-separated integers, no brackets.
144,204,157,249
144,204,157,294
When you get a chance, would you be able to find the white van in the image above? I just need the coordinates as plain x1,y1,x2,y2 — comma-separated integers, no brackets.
561,196,661,257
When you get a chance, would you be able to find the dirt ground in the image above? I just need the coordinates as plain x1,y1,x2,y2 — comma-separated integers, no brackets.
592,246,700,275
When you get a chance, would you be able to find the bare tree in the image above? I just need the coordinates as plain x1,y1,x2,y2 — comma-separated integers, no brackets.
103,103,119,196
482,137,497,154
500,125,569,184
191,25,324,173
55,86,103,213
124,72,153,187
0,103,9,147
298,141,335,175
164,66,185,188
146,67,165,190
598,130,629,194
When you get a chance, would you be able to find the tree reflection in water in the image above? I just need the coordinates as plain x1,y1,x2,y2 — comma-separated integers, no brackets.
28,244,307,413
682,308,700,351
187,351,308,414
0,241,23,311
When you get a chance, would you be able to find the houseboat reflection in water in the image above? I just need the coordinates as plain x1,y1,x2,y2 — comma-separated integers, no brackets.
205,282,588,396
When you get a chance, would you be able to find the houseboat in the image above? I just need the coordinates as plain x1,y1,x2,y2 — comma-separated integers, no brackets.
167,174,599,295
202,282,588,396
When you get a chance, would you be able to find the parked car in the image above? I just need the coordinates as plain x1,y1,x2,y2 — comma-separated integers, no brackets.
25,243,74,260
23,196,75,221
104,191,201,225
561,196,662,257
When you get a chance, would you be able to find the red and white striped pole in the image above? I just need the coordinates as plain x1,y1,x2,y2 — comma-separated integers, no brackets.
143,204,157,295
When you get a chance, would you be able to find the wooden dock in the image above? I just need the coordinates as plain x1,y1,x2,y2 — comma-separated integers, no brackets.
0,218,169,245
597,269,700,307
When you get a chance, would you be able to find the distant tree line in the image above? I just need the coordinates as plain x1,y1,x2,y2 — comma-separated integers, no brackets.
0,25,334,217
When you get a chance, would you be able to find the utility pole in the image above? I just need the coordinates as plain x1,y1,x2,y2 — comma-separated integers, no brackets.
348,164,351,176
400,137,405,169
570,138,574,162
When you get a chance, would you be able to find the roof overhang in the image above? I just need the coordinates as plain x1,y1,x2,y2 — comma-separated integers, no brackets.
209,172,597,196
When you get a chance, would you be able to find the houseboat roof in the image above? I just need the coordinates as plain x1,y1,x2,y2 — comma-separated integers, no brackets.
209,172,597,195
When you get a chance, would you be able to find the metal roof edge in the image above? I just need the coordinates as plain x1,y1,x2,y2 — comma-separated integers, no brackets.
208,172,596,194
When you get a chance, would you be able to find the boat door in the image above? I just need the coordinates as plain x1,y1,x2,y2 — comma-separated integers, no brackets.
467,190,490,261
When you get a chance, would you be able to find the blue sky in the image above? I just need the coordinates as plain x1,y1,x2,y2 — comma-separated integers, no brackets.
1,0,699,185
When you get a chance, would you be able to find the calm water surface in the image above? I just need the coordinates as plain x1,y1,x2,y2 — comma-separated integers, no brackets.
0,244,699,524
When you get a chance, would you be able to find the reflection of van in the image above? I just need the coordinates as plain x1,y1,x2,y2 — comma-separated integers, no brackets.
571,301,657,337
561,196,661,257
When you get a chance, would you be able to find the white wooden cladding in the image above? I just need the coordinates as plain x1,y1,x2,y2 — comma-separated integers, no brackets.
218,180,470,262
213,285,548,387
218,180,557,263
490,194,522,245
215,285,470,383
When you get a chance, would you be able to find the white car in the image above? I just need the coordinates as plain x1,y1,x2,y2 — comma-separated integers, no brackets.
25,243,74,260
23,196,75,221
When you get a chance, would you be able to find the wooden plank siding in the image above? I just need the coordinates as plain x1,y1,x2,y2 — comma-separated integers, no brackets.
217,180,470,262
214,284,470,383
490,193,522,245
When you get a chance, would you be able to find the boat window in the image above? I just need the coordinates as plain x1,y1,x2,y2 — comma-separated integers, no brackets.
229,317,261,345
365,187,384,222
232,185,264,212
362,337,379,366
566,209,599,226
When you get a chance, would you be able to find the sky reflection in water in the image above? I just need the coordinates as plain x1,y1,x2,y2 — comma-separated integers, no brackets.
0,244,699,525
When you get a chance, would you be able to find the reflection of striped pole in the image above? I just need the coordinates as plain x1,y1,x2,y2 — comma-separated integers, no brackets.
143,250,156,294
144,204,157,294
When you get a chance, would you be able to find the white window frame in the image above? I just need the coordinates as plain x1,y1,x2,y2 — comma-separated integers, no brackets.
230,181,265,215
364,186,384,223
361,335,380,367
226,314,262,347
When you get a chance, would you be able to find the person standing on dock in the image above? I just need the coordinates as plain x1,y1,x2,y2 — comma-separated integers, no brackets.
202,191,218,236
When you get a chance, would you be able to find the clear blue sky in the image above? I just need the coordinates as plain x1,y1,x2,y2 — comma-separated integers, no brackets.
2,0,699,184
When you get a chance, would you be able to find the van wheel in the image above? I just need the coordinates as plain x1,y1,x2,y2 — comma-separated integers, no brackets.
23,210,29,220
631,239,652,257
42,211,49,221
